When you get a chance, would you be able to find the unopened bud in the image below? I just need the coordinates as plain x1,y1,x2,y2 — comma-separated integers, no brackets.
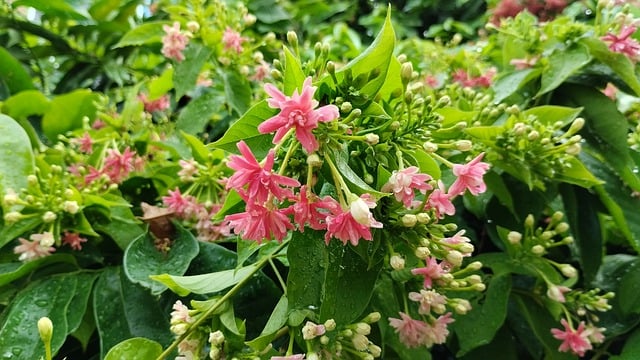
531,244,545,255
352,334,369,351
186,21,200,33
423,142,438,152
286,31,298,47
324,318,337,331
363,312,381,323
525,214,535,227
416,213,431,224
401,62,414,84
566,143,581,155
42,211,57,223
472,283,486,291
397,54,407,63
447,250,463,267
63,200,79,214
455,140,473,151
355,322,371,335
307,153,323,168
561,265,577,278
527,130,539,141
390,255,405,270
326,61,336,74
569,117,585,133
402,214,417,227
467,261,483,270
415,246,431,259
563,236,574,244
340,102,352,113
555,222,569,233
368,344,382,357
209,330,225,346
507,231,522,244
4,211,21,223
467,274,482,284
38,317,53,343
364,133,379,145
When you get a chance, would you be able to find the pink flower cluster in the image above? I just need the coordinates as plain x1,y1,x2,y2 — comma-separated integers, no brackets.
162,188,228,242
491,0,569,24
259,77,339,153
162,22,191,62
222,140,382,245
601,26,640,62
452,68,496,88
551,318,605,357
86,146,142,185
381,154,489,219
388,312,455,348
222,27,247,54
138,93,170,113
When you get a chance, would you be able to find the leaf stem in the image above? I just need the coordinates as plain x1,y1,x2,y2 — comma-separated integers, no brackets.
156,240,289,360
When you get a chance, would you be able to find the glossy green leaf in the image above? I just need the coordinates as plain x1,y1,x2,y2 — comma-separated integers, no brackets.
112,21,171,48
483,171,515,215
287,230,383,324
283,46,306,95
581,37,640,96
492,68,540,103
176,90,219,134
93,267,132,358
555,157,603,188
222,68,252,115
2,90,50,119
434,107,479,128
331,147,386,197
147,67,174,99
0,272,96,359
464,126,502,144
42,90,100,141
412,149,441,180
0,47,35,95
174,43,213,98
334,6,395,98
123,224,199,295
618,260,640,315
210,100,277,158
105,338,163,360
0,216,41,250
92,205,145,250
12,0,87,19
180,131,210,163
522,106,582,127
537,44,591,96
246,295,288,351
610,327,640,360
454,274,511,356
0,114,35,196
0,254,77,287
151,264,258,297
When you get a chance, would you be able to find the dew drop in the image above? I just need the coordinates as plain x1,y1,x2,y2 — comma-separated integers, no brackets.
35,300,48,307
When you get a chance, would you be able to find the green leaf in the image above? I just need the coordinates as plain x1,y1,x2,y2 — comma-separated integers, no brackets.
147,67,174,99
222,69,252,115
412,149,441,180
180,131,210,163
93,267,133,358
174,43,213,98
537,44,591,96
210,100,277,158
12,0,87,19
2,90,50,119
522,105,582,127
0,254,77,287
151,264,258,297
246,295,288,351
92,205,145,250
484,171,515,215
0,47,35,95
42,90,100,141
112,21,171,48
492,68,540,103
330,147,386,197
0,272,96,359
453,274,512,356
555,84,633,173
333,6,395,99
464,126,503,144
0,114,35,195
555,157,603,188
283,47,306,95
105,338,163,360
287,230,383,324
434,107,479,129
123,224,199,295
581,37,640,96
0,216,41,250
618,260,640,315
176,90,219,134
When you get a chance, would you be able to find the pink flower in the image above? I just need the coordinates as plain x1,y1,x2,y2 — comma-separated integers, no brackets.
163,188,196,217
426,180,455,218
222,27,247,54
448,153,490,196
411,256,446,288
84,166,103,185
584,325,606,344
71,132,94,153
603,83,618,100
225,141,300,203
509,56,539,70
171,300,193,324
324,195,382,246
178,159,199,181
162,22,191,62
14,238,55,261
138,93,170,113
427,312,455,346
102,146,138,184
251,60,271,82
293,186,339,231
224,202,294,242
441,230,473,256
551,319,593,357
602,26,640,61
408,289,448,315
259,77,339,153
547,285,571,303
388,312,429,348
452,69,496,88
381,166,433,208
62,231,87,250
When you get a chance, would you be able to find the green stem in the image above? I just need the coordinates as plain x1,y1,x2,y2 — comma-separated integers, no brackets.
324,155,351,208
156,240,289,360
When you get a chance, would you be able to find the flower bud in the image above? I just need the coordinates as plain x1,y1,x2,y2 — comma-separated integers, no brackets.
401,214,417,227
472,283,486,291
352,334,369,351
209,330,225,346
507,231,522,244
401,62,414,84
363,312,381,323
326,61,336,74
364,133,379,145
560,265,577,278
416,213,431,224
244,13,257,25
355,322,371,335
390,255,405,270
415,246,431,259
186,21,200,33
324,319,336,331
467,261,483,270
527,130,539,141
63,200,79,214
42,211,57,223
467,274,482,284
531,245,545,255
423,142,438,152
3,192,18,206
38,317,53,344
287,31,298,47
340,102,352,113
569,117,585,134
4,211,21,223
368,344,382,357
307,153,323,168
455,140,473,151
555,222,569,233
525,214,535,227
446,250,463,267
